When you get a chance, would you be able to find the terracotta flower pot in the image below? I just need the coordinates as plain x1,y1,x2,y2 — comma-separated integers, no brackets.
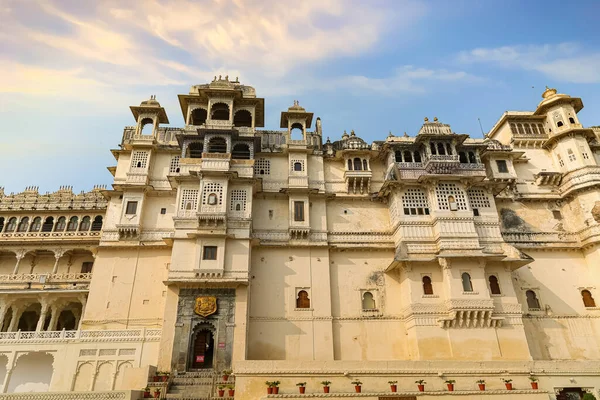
323,386,330,393
478,384,485,391
143,391,151,398
355,386,361,393
447,384,454,391
218,390,225,397
390,385,397,392
505,383,513,390
531,382,538,390
153,391,160,399
273,387,279,394
228,389,235,397
223,375,229,382
418,384,424,392
299,387,306,394
153,376,160,382
160,375,168,382
267,387,273,394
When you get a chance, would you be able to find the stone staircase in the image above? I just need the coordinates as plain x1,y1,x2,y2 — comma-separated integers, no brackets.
165,370,221,399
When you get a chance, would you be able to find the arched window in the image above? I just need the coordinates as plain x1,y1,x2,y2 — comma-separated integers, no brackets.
293,162,302,172
188,142,204,158
41,217,54,232
5,217,17,232
208,137,227,153
233,110,252,127
422,276,433,295
488,275,501,295
395,151,402,162
537,124,544,134
140,118,153,135
448,195,458,211
557,121,564,127
91,216,103,231
185,201,193,210
190,108,207,125
232,143,251,160
17,217,29,232
296,290,310,308
459,151,468,163
403,151,413,163
582,290,596,308
0,217,4,232
79,216,91,231
66,216,78,232
569,117,575,124
347,159,353,170
468,152,477,164
461,273,473,292
510,123,516,133
211,103,230,120
207,193,218,206
525,124,532,135
362,292,376,310
446,143,452,155
353,158,362,170
568,148,576,162
413,151,422,162
30,217,41,232
437,142,446,155
290,123,304,140
517,124,524,134
430,142,437,155
526,290,540,310
235,204,241,211
363,159,368,170
55,217,66,232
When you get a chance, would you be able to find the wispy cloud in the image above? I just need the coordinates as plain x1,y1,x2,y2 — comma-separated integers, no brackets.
457,43,600,84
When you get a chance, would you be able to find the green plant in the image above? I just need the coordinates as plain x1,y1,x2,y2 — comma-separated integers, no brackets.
445,380,456,384
272,381,281,387
502,379,513,383
157,371,169,376
476,380,485,384
218,385,226,390
582,393,597,400
143,387,150,391
296,382,307,387
415,380,426,385
222,369,233,375
351,381,362,386
529,376,538,382
388,381,398,384
320,381,332,387
226,384,235,389
265,381,273,387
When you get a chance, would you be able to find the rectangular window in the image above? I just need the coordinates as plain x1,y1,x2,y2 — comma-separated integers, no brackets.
125,201,138,215
496,160,508,173
203,246,217,260
294,201,305,221
81,262,93,273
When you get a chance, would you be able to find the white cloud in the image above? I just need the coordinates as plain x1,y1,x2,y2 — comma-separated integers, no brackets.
457,43,600,84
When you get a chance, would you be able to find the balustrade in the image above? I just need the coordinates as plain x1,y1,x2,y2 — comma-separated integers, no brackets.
0,328,161,343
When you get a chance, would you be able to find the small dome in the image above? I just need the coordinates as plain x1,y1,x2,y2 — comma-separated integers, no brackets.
140,95,161,107
542,86,557,99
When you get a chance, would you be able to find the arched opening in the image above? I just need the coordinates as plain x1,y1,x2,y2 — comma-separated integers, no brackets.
517,124,524,134
188,142,204,158
461,273,473,292
79,216,91,231
190,328,214,369
57,309,78,331
537,124,544,134
91,216,103,231
233,110,252,127
525,124,532,135
66,216,78,232
445,143,452,155
1,309,12,332
30,217,41,232
7,352,53,393
18,306,41,332
232,143,251,160
582,290,596,308
363,159,368,170
17,217,29,233
430,142,437,155
414,151,422,162
293,162,302,172
235,204,241,211
448,195,458,211
362,292,376,310
353,158,362,170
191,108,207,125
395,151,402,162
488,275,501,295
55,217,66,232
403,151,413,163
0,217,4,232
296,290,310,308
468,151,477,163
207,193,218,206
5,218,16,233
211,103,230,120
459,151,468,163
208,137,227,153
94,362,113,391
569,117,575,124
290,123,304,140
140,118,154,135
422,276,433,295
114,361,133,390
347,159,353,170
41,217,54,232
437,142,446,155
557,121,564,127
526,290,540,309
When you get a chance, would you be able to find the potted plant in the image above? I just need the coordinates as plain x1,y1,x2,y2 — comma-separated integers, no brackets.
265,381,274,395
222,369,233,382
583,394,597,400
477,380,486,391
217,385,225,397
272,381,280,394
296,382,307,394
415,380,426,392
321,381,331,393
351,381,362,393
529,376,538,389
226,384,235,397
503,379,513,390
156,371,169,382
388,381,397,392
153,388,161,399
445,379,456,391
142,387,151,398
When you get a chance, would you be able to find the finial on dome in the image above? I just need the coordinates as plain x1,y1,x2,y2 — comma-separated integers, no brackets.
424,117,429,122
542,86,557,99
213,76,217,82
326,137,331,144
350,129,355,136
342,130,349,139
388,131,393,137
218,75,222,80
433,117,438,122
403,132,409,137
225,75,229,81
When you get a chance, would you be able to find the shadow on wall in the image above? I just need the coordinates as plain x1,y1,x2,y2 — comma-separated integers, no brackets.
500,208,536,232
8,352,53,393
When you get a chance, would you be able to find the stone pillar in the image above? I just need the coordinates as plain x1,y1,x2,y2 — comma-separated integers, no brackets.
0,304,8,332
8,307,22,332
36,302,50,332
1,368,12,393
48,305,60,331
11,250,27,275
51,249,66,275
77,296,87,330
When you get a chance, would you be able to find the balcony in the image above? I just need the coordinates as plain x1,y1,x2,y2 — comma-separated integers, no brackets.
344,170,372,194
425,154,459,173
0,231,101,241
166,269,249,285
201,153,231,172
0,273,92,291
125,170,149,186
204,119,233,130
394,159,485,181
0,328,161,344
230,159,254,178
289,175,308,188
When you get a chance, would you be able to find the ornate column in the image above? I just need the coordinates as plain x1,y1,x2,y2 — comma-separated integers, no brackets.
51,249,66,275
11,249,27,275
48,304,61,331
77,295,87,330
36,300,50,332
8,306,23,332
0,301,9,332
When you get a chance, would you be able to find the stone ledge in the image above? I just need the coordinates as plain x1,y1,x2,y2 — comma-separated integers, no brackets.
265,389,546,397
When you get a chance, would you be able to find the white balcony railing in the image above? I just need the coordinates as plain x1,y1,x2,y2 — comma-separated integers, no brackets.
0,273,92,284
0,328,161,343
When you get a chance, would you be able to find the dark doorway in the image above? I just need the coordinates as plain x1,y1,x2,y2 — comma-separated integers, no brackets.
556,388,586,400
190,329,214,369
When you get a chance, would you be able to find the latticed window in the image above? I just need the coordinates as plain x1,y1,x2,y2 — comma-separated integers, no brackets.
202,183,223,205
17,217,29,232
180,189,199,210
169,156,181,173
294,201,305,221
568,149,576,162
5,217,16,232
436,183,467,211
467,188,491,211
79,216,91,231
30,217,42,232
254,158,270,175
401,188,430,215
291,160,305,172
55,217,66,232
230,189,247,211
66,216,79,231
130,151,149,169
203,246,217,260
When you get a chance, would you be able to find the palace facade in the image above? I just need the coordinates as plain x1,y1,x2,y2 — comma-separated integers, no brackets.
1,79,600,400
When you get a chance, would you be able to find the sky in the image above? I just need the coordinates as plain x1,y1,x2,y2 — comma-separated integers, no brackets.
1,0,600,193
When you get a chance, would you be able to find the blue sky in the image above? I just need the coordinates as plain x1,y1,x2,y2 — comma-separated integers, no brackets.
1,0,600,193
